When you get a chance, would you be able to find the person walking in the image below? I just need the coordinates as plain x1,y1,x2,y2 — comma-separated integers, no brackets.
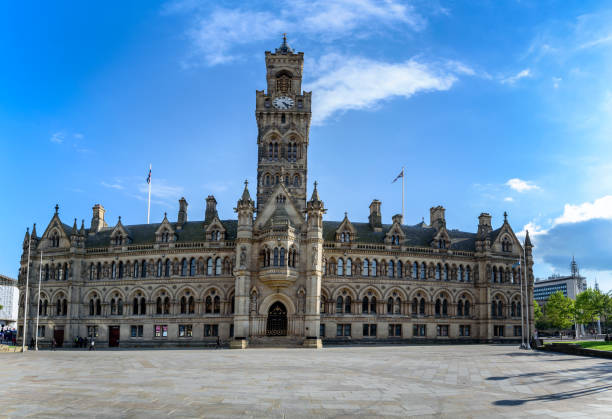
51,338,56,351
89,338,95,351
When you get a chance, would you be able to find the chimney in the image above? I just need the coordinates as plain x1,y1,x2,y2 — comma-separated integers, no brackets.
90,204,108,233
205,195,218,223
392,214,403,225
178,197,188,226
369,199,382,231
477,213,492,236
429,206,446,230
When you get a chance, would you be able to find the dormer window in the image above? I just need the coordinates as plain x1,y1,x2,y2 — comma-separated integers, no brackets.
340,232,351,243
211,230,221,241
438,239,446,249
113,236,122,246
390,235,401,245
161,232,170,243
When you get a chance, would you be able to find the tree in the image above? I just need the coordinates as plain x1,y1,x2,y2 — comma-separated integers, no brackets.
545,291,574,330
533,300,546,329
575,289,599,327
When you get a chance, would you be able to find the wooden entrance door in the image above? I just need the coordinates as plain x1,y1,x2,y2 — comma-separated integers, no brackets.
53,329,64,347
266,302,288,336
108,326,120,347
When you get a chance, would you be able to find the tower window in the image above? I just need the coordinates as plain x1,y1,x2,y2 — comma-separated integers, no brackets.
281,113,286,124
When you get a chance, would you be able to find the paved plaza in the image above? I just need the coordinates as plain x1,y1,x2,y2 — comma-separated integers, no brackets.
1,344,612,418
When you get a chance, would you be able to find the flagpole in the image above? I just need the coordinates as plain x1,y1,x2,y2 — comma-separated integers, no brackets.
401,166,405,223
523,243,531,349
22,230,31,352
35,250,42,351
518,259,526,349
147,163,151,224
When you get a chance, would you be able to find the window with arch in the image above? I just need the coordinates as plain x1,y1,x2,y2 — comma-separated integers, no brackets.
371,260,377,277
387,295,401,314
111,262,117,279
280,248,286,266
51,232,60,247
362,295,376,314
215,258,222,276
412,262,418,279
492,296,504,318
443,264,449,281
207,258,213,275
363,259,369,276
346,258,352,276
336,296,343,314
502,237,512,252
458,265,464,282
435,296,448,317
511,298,521,317
273,248,279,267
265,174,271,186
38,298,48,316
421,262,427,279
466,266,471,282
435,264,441,280
141,261,147,278
388,260,395,278
181,259,188,276
157,260,163,277
397,261,403,278
337,258,344,276
189,258,196,276
164,259,171,277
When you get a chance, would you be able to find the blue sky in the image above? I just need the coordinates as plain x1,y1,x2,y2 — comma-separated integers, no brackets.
1,0,611,289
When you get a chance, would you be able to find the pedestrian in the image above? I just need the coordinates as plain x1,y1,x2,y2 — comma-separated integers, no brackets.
89,338,95,351
216,336,220,349
52,338,56,351
29,337,35,349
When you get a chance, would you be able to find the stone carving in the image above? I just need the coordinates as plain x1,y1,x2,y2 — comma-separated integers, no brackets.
239,246,247,268
311,246,318,269
250,290,258,314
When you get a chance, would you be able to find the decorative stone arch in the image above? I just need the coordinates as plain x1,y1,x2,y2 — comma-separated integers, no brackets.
491,291,508,303
358,286,383,300
151,286,174,300
128,287,149,301
408,287,431,301
201,285,225,301
84,288,103,301
176,285,198,299
50,288,68,302
258,293,297,316
432,289,452,302
455,289,477,304
383,287,407,300
332,284,358,300
103,287,126,302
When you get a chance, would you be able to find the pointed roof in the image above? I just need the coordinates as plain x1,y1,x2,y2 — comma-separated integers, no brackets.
79,220,85,236
524,230,532,247
241,179,252,202
71,218,78,235
309,181,321,202
275,33,294,54
31,223,38,239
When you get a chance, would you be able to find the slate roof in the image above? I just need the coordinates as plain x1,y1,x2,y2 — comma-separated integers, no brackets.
79,218,479,251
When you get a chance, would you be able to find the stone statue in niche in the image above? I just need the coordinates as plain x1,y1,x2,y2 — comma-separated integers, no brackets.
297,289,305,314
311,246,318,269
239,246,247,268
250,291,257,314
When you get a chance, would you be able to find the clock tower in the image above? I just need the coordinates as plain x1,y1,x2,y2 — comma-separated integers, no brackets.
255,36,312,215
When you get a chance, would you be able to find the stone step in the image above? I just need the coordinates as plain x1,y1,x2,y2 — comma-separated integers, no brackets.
248,336,304,348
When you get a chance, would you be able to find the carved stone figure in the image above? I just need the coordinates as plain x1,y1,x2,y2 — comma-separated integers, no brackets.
239,246,247,268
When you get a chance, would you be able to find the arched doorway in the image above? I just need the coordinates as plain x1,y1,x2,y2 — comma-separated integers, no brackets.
266,301,288,336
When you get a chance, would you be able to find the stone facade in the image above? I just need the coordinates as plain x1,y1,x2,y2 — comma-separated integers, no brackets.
17,40,535,348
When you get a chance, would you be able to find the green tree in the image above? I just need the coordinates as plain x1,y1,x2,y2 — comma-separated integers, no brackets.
575,289,599,326
545,291,574,330
533,300,545,329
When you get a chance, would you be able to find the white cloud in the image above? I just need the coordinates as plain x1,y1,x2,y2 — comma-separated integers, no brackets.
552,77,562,89
101,181,124,190
553,195,612,225
501,68,531,85
505,178,540,193
138,178,184,200
503,197,514,202
73,133,84,139
305,55,461,124
50,132,64,144
168,0,425,66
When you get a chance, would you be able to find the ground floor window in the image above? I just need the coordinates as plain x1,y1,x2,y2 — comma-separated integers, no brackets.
130,325,143,337
337,324,351,337
230,324,234,338
459,325,471,337
154,325,168,338
179,324,193,337
388,324,402,337
363,324,377,337
320,323,325,338
514,325,522,337
37,326,45,337
204,324,218,337
494,325,505,337
87,326,99,338
436,325,449,337
413,324,426,337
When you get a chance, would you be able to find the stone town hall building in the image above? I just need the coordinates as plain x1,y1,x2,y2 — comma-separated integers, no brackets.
17,39,534,348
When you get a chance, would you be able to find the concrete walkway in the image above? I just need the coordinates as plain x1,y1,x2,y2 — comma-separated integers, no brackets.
1,345,612,418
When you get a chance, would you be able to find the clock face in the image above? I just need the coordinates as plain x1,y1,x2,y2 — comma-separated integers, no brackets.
273,96,294,109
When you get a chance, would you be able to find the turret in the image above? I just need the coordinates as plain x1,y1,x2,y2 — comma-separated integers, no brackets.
477,213,492,236
235,180,255,227
306,182,326,230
